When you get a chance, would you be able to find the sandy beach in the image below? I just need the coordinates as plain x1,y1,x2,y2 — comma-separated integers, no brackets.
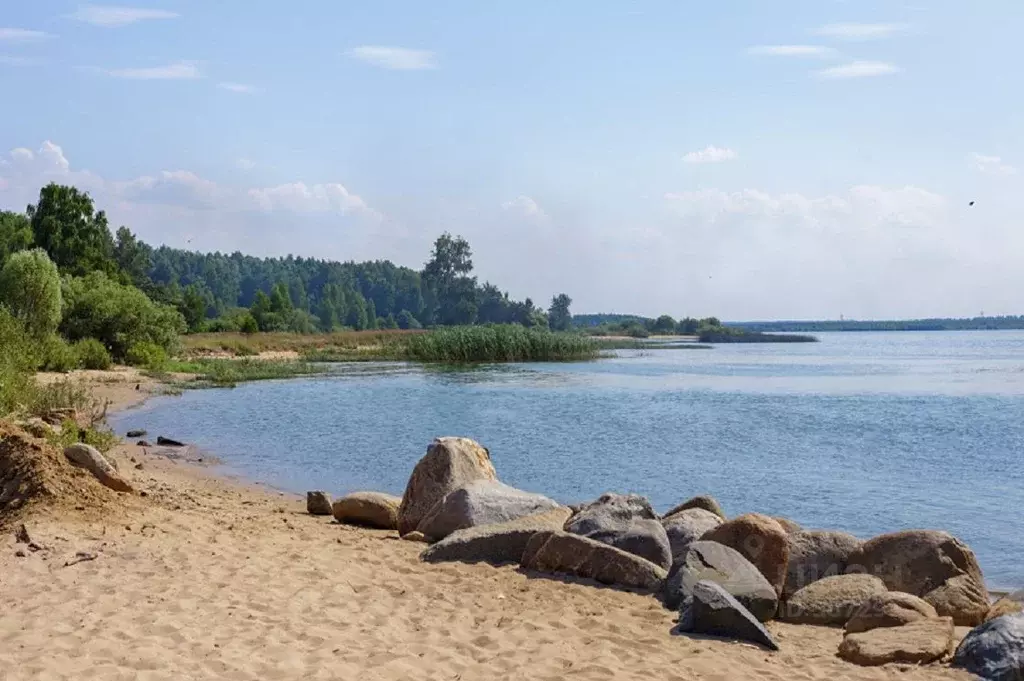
0,372,975,680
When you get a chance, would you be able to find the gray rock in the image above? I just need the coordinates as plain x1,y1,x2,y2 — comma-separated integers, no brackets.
521,530,667,591
565,492,671,570
662,508,722,563
306,491,332,516
63,443,133,493
664,540,777,621
421,507,571,564
333,491,402,530
779,573,887,626
156,436,185,446
126,429,147,438
954,614,1024,681
784,530,862,598
676,580,779,651
663,495,726,521
397,437,497,536
416,480,560,541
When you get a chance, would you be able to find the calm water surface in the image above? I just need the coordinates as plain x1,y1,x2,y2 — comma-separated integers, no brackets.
112,331,1024,590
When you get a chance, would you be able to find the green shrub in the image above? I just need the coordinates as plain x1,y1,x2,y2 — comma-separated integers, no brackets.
405,325,599,362
38,335,79,372
126,341,169,371
0,248,62,338
61,271,186,360
73,338,112,370
0,307,37,415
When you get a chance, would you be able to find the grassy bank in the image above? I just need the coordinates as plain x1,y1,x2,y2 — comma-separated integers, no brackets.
699,328,818,343
405,325,600,362
157,358,329,388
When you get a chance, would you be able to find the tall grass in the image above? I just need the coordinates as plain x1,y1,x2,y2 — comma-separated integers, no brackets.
405,325,600,362
158,358,329,387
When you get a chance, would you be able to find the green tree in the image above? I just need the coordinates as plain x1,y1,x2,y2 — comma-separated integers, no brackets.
27,184,116,276
384,313,398,329
0,248,62,338
548,294,573,331
366,299,379,329
346,292,369,330
0,211,32,268
677,317,699,334
114,226,152,288
422,232,474,326
396,309,421,329
652,314,676,334
180,284,208,332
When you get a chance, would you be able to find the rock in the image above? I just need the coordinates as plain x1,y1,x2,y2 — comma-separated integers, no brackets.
846,592,939,634
676,580,779,651
772,516,802,534
416,480,560,540
401,531,429,542
156,436,185,446
565,493,671,570
780,574,887,626
847,530,988,626
954,614,1024,681
986,589,1024,622
664,494,726,521
664,540,778,620
63,443,134,493
134,462,144,470
126,429,147,438
923,573,991,626
784,530,862,598
397,437,497,536
662,508,722,563
136,440,151,447
421,507,571,564
838,617,955,666
521,530,667,591
333,492,402,530
306,491,332,515
702,513,789,595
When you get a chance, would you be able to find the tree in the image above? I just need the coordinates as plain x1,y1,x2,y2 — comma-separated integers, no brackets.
366,299,379,329
0,211,32,268
548,294,573,331
396,309,421,330
0,248,62,338
114,226,152,288
180,284,208,332
677,317,699,334
27,184,116,276
652,314,676,334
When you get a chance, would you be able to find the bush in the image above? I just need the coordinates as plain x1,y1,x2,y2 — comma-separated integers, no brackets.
405,324,599,362
74,338,112,370
61,271,186,360
125,341,169,371
0,248,62,338
0,308,37,415
38,335,78,372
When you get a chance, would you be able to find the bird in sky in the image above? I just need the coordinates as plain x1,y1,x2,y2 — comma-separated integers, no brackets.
969,201,975,206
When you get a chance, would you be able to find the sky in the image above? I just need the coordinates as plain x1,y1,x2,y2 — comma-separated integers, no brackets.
0,1,1021,320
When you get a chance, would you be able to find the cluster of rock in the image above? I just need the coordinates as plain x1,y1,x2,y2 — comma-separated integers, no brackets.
315,436,1021,677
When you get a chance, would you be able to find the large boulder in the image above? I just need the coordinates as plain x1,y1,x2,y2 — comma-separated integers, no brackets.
701,513,789,596
954,614,1024,681
333,491,401,530
63,444,133,493
663,494,725,521
521,530,667,591
780,574,887,626
306,490,332,516
771,516,803,534
664,540,778,620
838,617,954,666
416,480,560,541
845,592,939,634
784,530,862,598
848,530,989,626
565,493,671,570
987,589,1024,622
662,508,722,563
421,507,571,564
676,580,779,651
397,437,497,536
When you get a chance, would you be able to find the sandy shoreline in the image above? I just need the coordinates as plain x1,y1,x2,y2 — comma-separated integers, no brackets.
1,371,975,680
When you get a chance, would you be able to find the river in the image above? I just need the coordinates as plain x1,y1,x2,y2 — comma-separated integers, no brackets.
111,331,1024,590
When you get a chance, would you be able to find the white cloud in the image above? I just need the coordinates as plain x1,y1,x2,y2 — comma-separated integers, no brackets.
747,45,836,58
0,28,53,42
815,60,900,79
816,23,910,41
683,146,738,164
104,61,202,80
69,5,179,27
501,195,547,219
236,158,256,171
348,46,436,70
969,152,1017,176
247,183,374,217
219,82,260,94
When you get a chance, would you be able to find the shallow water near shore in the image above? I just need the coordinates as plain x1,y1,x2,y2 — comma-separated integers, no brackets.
112,330,1024,591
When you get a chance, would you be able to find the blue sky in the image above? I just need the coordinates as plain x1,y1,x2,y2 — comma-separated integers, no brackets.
1,1,1021,319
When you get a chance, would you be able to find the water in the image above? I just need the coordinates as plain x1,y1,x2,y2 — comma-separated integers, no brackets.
111,331,1024,590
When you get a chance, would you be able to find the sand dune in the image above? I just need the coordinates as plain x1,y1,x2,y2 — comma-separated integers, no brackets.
0,435,975,681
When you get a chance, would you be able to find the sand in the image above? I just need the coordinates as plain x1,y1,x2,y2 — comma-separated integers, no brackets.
0,374,975,680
